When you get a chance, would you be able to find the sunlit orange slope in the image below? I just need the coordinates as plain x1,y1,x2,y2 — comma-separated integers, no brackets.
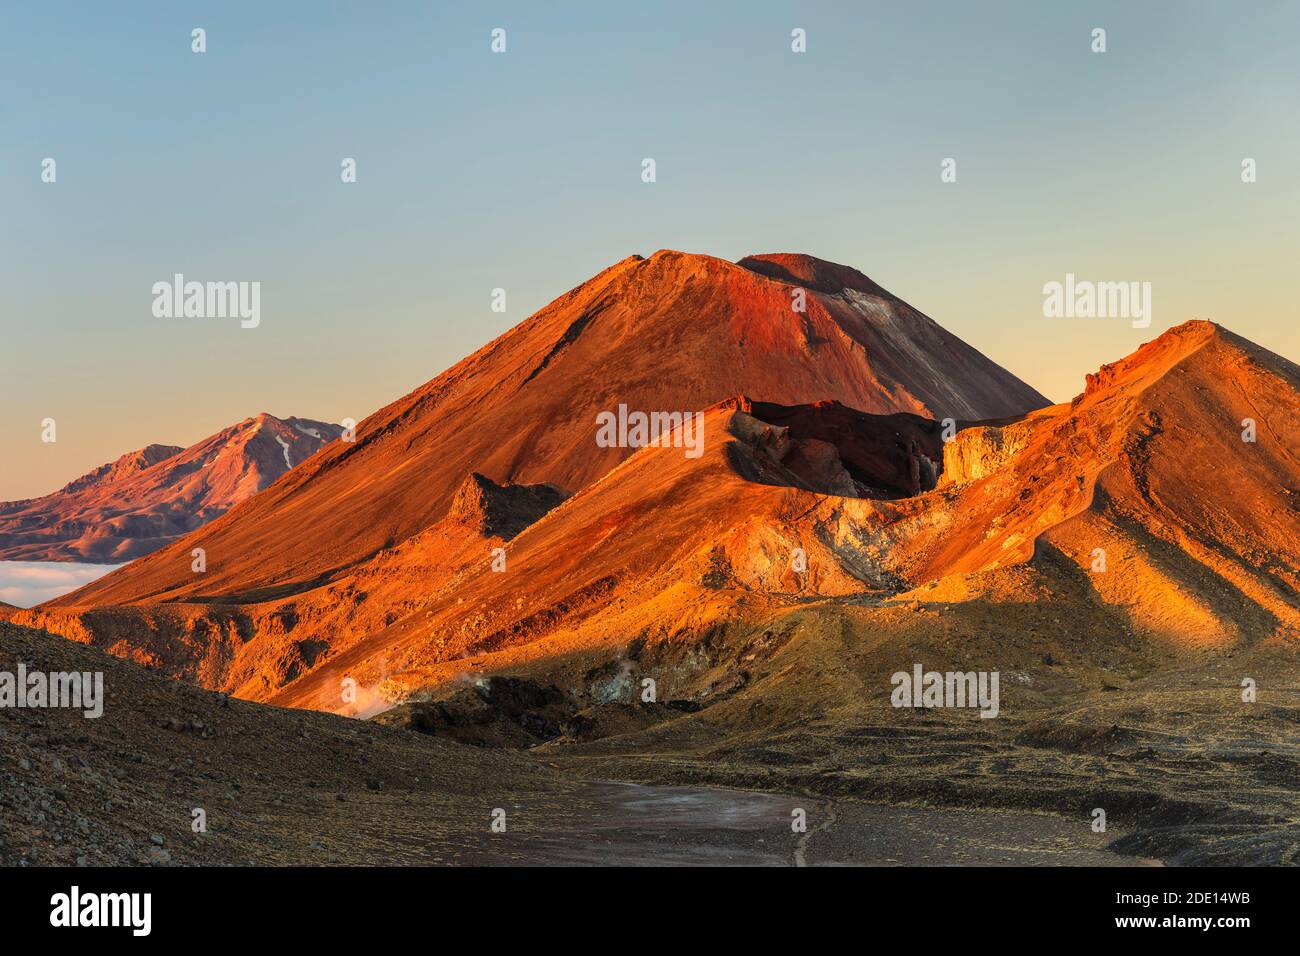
263,321,1300,707
51,251,1046,605
27,318,1296,709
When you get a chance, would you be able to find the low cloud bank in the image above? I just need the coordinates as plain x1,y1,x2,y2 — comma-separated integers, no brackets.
0,562,123,608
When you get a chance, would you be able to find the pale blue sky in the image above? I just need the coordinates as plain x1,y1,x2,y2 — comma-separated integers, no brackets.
3,0,1298,499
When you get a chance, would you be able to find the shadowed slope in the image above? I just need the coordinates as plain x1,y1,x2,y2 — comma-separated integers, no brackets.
0,620,585,865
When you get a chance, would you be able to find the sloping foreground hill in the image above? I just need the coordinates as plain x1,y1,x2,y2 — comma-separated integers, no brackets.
0,414,343,562
50,250,1046,605
0,619,1165,866
0,619,589,865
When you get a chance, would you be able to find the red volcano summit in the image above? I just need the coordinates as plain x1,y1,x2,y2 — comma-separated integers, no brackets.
56,251,1047,606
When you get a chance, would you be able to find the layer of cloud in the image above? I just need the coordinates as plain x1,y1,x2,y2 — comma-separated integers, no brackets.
0,561,123,609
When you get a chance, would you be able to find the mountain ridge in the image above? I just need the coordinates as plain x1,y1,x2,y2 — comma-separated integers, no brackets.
0,413,344,562
20,316,1297,715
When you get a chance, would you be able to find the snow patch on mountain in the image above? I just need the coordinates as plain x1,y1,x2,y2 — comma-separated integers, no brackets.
274,434,293,469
